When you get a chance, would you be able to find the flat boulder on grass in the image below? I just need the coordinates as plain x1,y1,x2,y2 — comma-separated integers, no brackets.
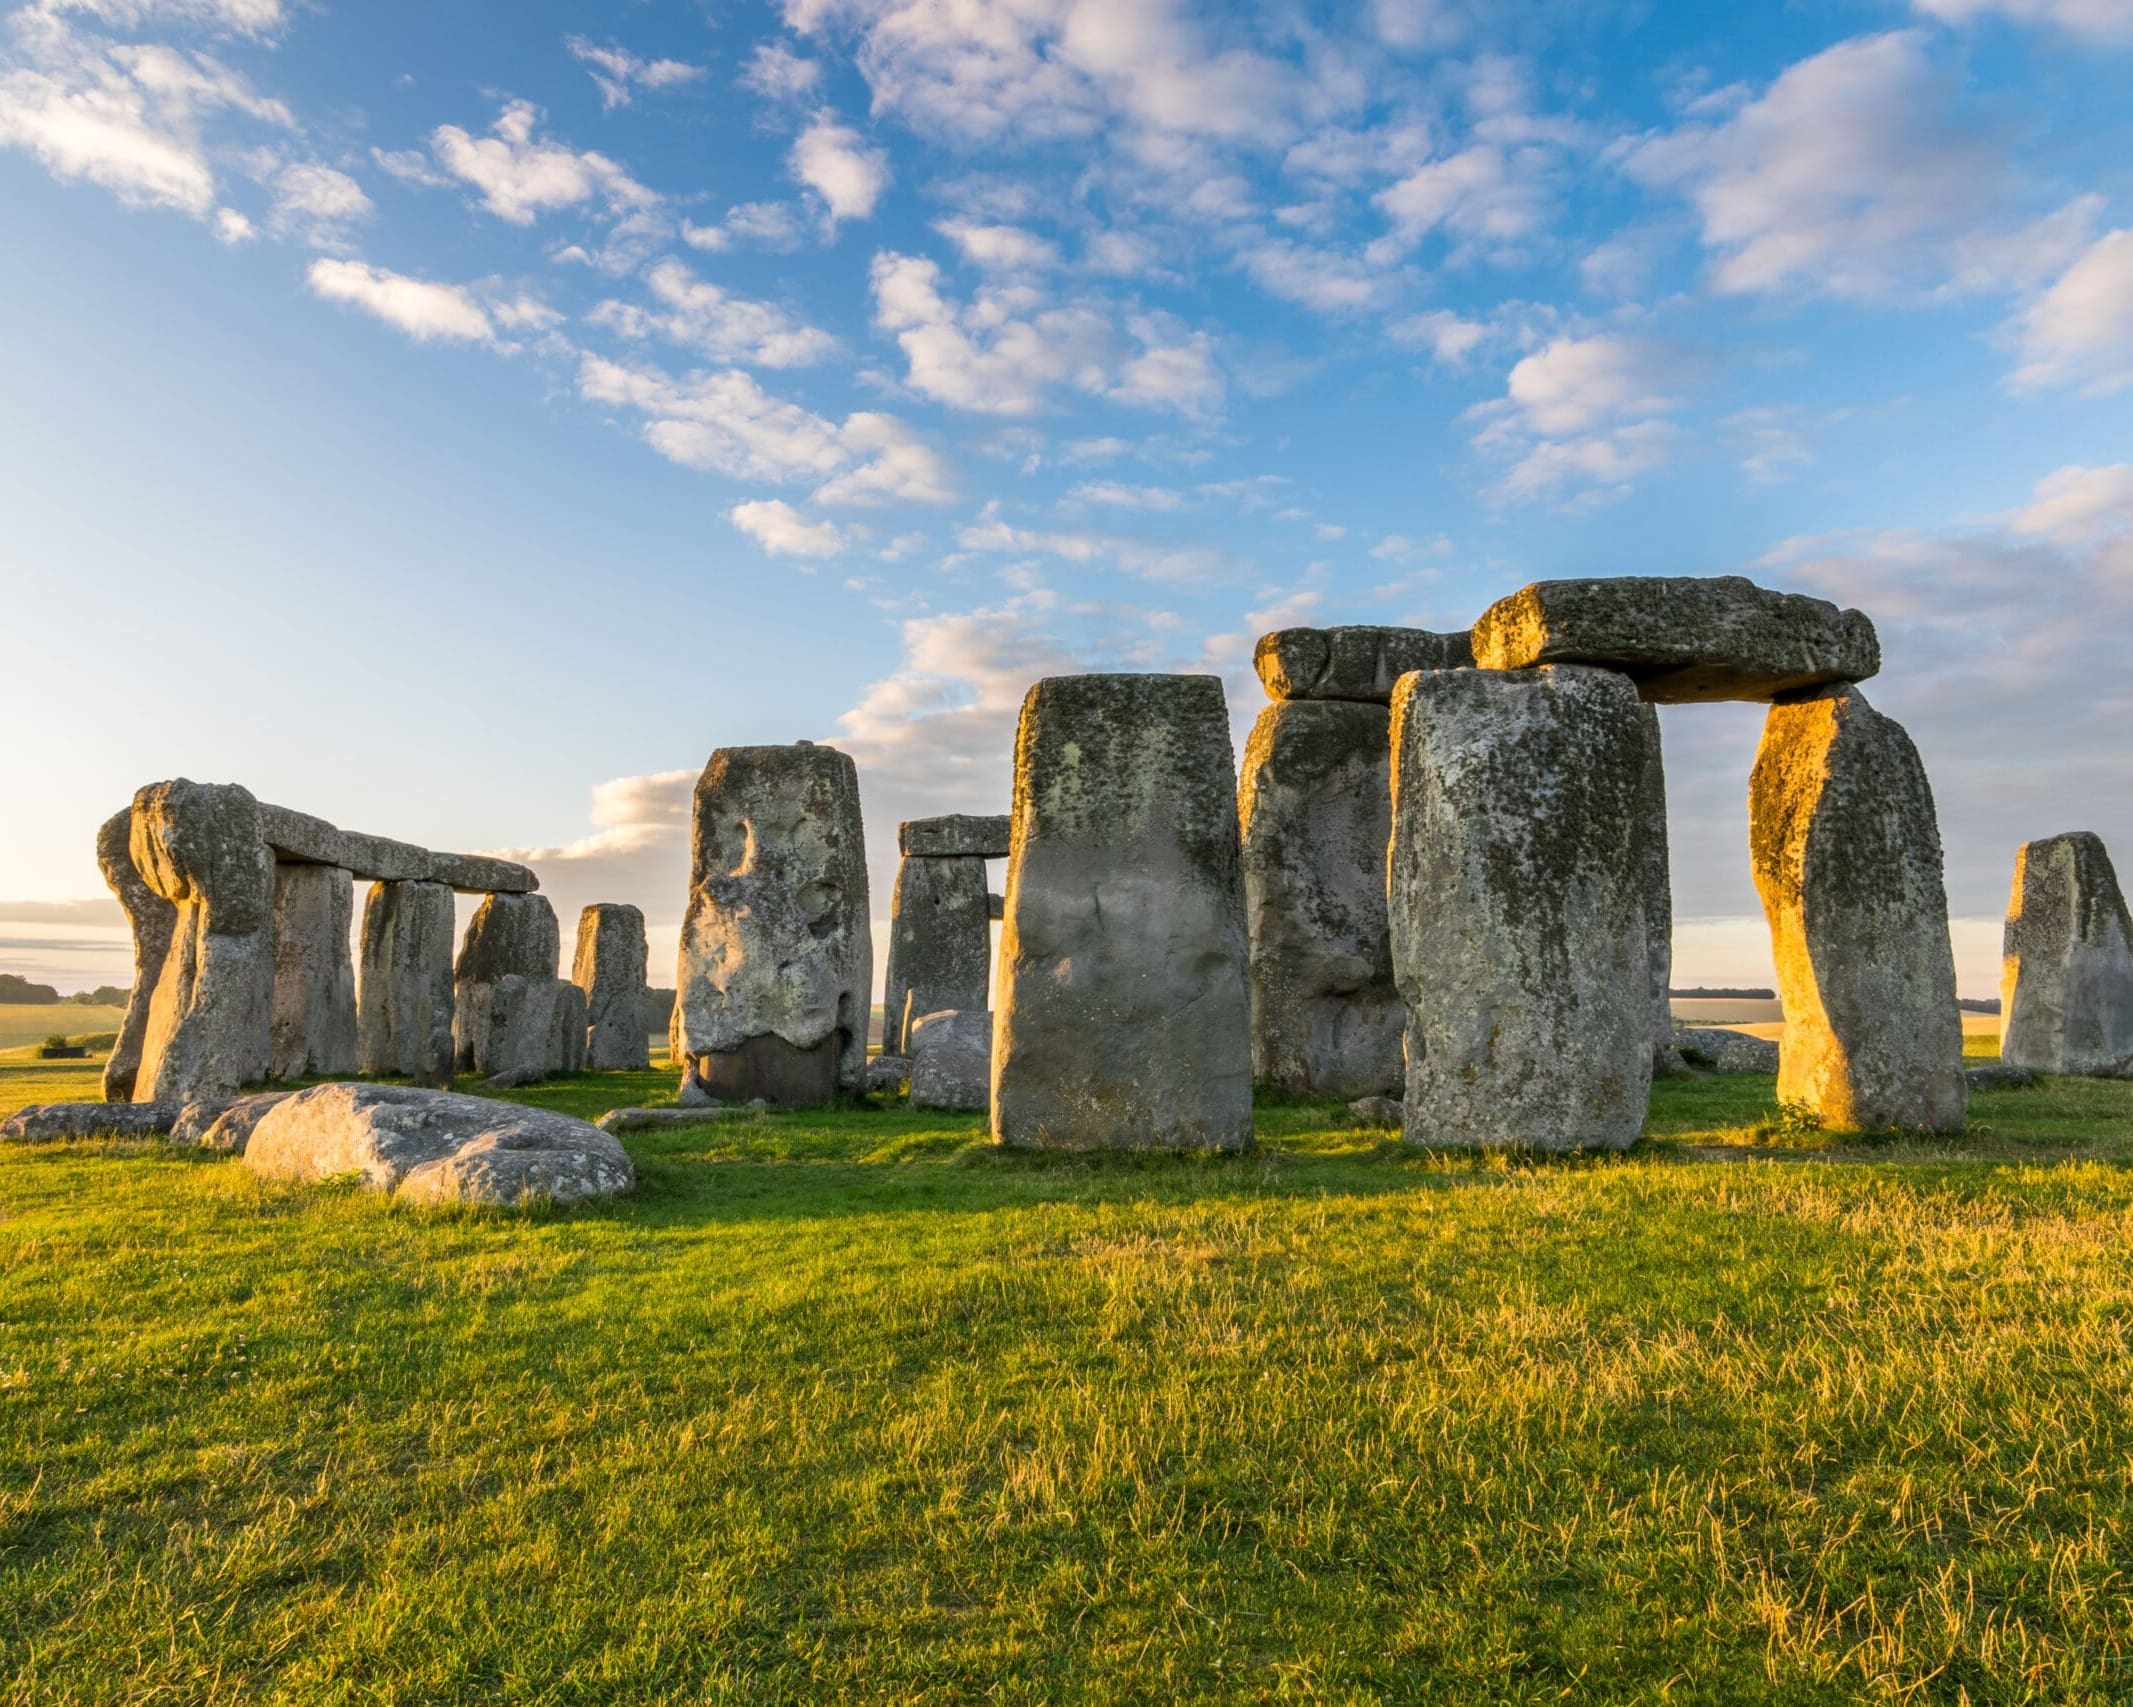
1,1101,186,1142
243,1083,633,1206
1672,1027,1781,1074
181,1091,295,1153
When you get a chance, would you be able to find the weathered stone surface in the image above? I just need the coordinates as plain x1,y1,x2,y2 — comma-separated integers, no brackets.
1968,1061,2038,1091
269,864,357,1079
1471,576,1881,703
1632,705,1674,1072
2000,832,2133,1077
907,1009,990,1111
96,807,175,1103
573,904,650,1071
244,1083,632,1205
356,880,456,1086
548,981,586,1074
993,674,1253,1151
129,780,275,1104
898,814,1012,859
1347,1095,1403,1128
987,892,1004,922
642,986,676,1039
167,1097,234,1145
256,804,536,893
1672,1027,1780,1074
866,1055,911,1095
1750,685,1965,1132
1389,665,1653,1151
595,1106,748,1133
183,1091,293,1153
1255,626,1474,704
675,743,871,1103
1,1101,185,1142
1238,699,1402,1099
454,894,561,1077
458,972,579,1082
455,892,559,986
882,855,990,1055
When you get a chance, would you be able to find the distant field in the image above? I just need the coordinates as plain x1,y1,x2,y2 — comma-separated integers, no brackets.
0,1003,127,1051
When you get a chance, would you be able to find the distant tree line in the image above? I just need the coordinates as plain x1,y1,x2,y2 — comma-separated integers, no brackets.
0,974,131,1006
1668,986,1777,1000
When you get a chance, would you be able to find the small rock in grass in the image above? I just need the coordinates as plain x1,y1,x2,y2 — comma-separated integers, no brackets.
0,1101,187,1142
1671,1027,1781,1075
1965,1061,2038,1091
866,1055,911,1094
1347,1095,1403,1128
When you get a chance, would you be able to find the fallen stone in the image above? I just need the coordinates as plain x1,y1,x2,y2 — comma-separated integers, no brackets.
594,1106,749,1133
1471,575,1880,703
1,1101,185,1142
882,854,990,1055
675,743,871,1103
1254,626,1474,704
96,807,174,1104
243,1083,633,1205
1750,685,1965,1132
866,1055,911,1095
898,814,1012,859
1347,1095,1403,1128
2000,832,2133,1078
256,804,537,894
1672,1027,1780,1074
907,1009,990,1111
269,863,358,1079
167,1097,235,1145
1389,665,1653,1151
185,1091,293,1154
129,779,275,1104
574,903,651,1071
356,880,456,1086
1967,1061,2038,1091
1238,699,1402,1099
993,673,1253,1151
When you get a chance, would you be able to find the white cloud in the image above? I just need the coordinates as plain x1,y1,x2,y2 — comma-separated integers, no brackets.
2008,229,2133,396
683,200,808,253
565,37,703,111
1470,334,1692,502
739,40,821,101
2008,462,2133,544
306,257,495,344
32,0,286,36
370,145,449,189
1388,307,1490,365
1373,143,1550,260
730,498,845,557
1502,334,1685,435
812,412,957,506
1620,31,2009,301
211,203,251,241
1237,238,1401,314
430,99,658,226
934,217,1060,272
269,160,370,248
1909,0,2133,43
591,257,837,368
955,503,1224,583
1067,480,1183,510
789,113,889,224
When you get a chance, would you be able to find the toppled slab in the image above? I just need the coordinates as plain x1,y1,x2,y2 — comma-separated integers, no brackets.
1,1101,186,1142
594,1106,751,1133
1471,576,1880,703
186,1091,293,1153
1966,1062,2038,1091
1255,626,1474,704
1672,1027,1780,1074
243,1083,633,1205
257,803,536,893
898,814,1012,859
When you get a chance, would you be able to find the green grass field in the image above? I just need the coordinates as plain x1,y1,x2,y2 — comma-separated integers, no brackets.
6,1040,2133,1703
0,1003,127,1053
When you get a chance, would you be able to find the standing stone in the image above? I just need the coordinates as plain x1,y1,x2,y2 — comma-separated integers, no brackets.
548,981,588,1075
129,780,275,1104
95,807,175,1103
907,1009,991,1111
269,864,358,1079
1238,699,1402,1099
356,880,456,1086
1388,666,1652,1151
1632,704,1675,1072
882,853,990,1055
674,742,871,1103
453,892,561,1076
2000,832,2133,1077
1750,685,1965,1132
574,904,651,1071
992,674,1253,1151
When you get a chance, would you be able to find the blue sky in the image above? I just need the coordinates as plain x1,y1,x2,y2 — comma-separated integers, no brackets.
3,0,2131,997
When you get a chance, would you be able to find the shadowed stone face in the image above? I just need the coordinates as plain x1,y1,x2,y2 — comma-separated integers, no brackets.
907,1008,990,1111
676,743,871,1102
2001,832,2133,1077
357,880,456,1087
270,864,358,1079
1254,626,1473,704
1750,685,1965,1133
129,779,275,1104
1632,704,1674,1070
992,673,1253,1152
95,807,175,1103
1472,576,1879,703
1388,665,1653,1152
882,854,990,1056
1238,699,1402,1100
898,815,1010,859
574,903,651,1071
453,893,571,1079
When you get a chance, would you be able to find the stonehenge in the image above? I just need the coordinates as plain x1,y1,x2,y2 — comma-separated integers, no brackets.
357,880,457,1086
575,903,651,1071
907,1009,990,1112
673,742,871,1104
270,864,358,1079
882,814,1004,1056
1255,624,1473,703
992,673,1253,1151
453,892,572,1080
96,807,174,1102
1632,704,1675,1073
2000,832,2133,1077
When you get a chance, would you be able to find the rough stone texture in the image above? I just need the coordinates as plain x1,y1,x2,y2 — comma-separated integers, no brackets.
1632,705,1674,1073
674,743,871,1103
269,864,358,1079
882,855,990,1055
574,903,651,1071
459,972,580,1082
256,803,536,893
1471,576,1881,704
96,807,175,1103
1237,699,1402,1099
166,1097,234,1145
907,1009,990,1111
183,1091,293,1153
2000,832,2133,1077
1388,665,1653,1151
129,780,275,1104
548,981,587,1074
993,674,1253,1151
244,1083,632,1205
899,814,1012,859
454,893,561,1076
595,1106,748,1133
1,1101,186,1141
1255,626,1474,704
866,1055,911,1095
1968,1062,2039,1091
1347,1095,1403,1128
642,987,676,1039
1672,1027,1780,1074
455,892,559,986
988,892,1004,922
1750,685,1966,1133
356,880,456,1086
